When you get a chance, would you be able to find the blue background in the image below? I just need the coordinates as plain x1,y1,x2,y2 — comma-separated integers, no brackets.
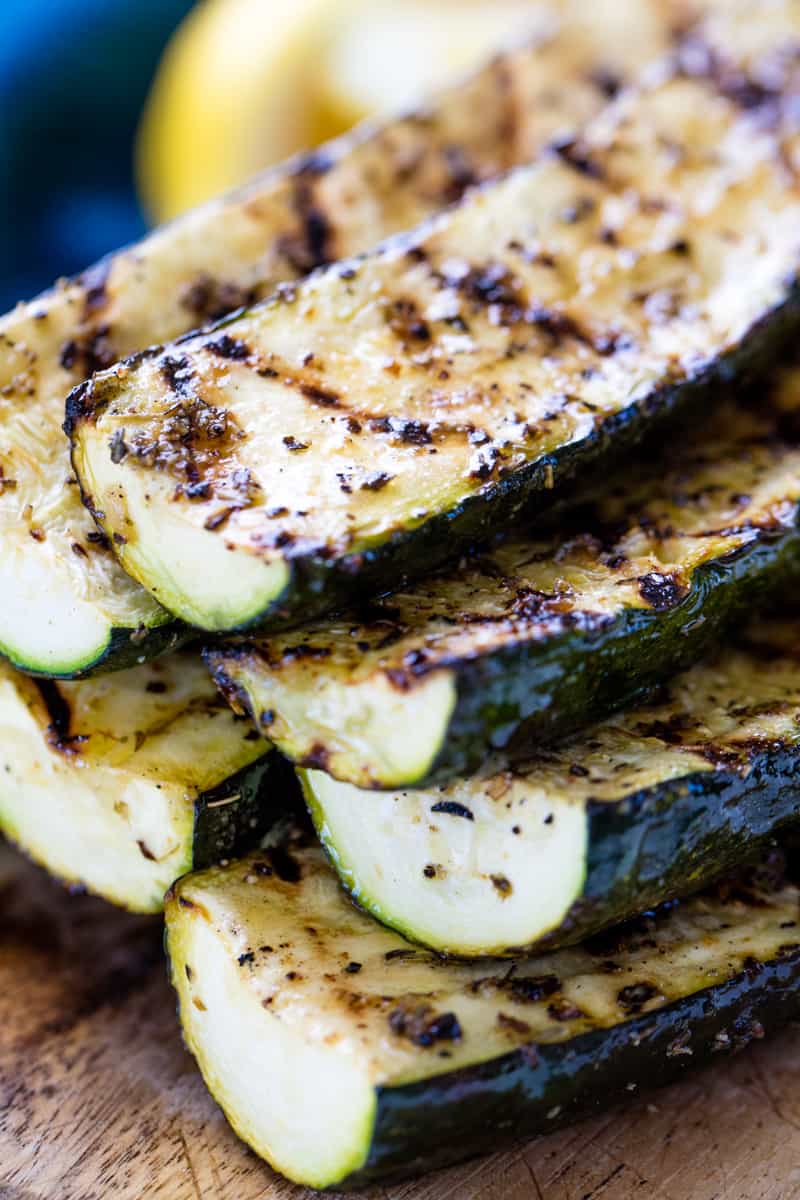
0,0,193,309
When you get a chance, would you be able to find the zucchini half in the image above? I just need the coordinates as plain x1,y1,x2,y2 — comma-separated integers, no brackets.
300,616,800,955
166,835,800,1190
0,652,274,911
68,25,800,635
207,376,800,788
0,2,674,678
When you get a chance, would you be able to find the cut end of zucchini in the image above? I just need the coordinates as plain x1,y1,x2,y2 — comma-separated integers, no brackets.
70,423,291,633
169,899,376,1187
209,647,458,787
0,654,272,911
205,377,800,789
3,2,680,665
166,836,800,1190
298,616,800,956
302,767,588,954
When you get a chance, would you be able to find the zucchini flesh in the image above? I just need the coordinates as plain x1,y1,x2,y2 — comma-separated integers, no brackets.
301,615,800,955
0,3,675,677
207,374,800,788
0,652,273,911
166,835,800,1190
68,24,800,634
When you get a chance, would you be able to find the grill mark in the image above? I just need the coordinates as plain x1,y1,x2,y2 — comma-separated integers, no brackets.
491,53,520,167
207,334,252,361
675,33,798,117
161,354,196,397
201,345,554,451
180,273,259,322
79,257,113,319
550,134,605,180
59,325,116,380
281,157,335,273
33,681,88,755
441,145,478,204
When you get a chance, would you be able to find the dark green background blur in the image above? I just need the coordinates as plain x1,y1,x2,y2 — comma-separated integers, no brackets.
0,0,193,309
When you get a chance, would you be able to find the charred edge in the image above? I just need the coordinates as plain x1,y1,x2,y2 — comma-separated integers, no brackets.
63,379,96,434
638,572,688,611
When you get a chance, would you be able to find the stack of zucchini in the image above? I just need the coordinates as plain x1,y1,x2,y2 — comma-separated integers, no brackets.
5,0,800,1188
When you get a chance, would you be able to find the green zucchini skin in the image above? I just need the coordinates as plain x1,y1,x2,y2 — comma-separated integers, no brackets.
67,245,800,640
444,527,800,784
67,30,800,638
167,837,800,1190
0,651,278,912
9,619,189,681
565,750,800,948
356,957,800,1188
208,376,800,790
299,613,800,956
9,7,667,680
191,756,277,871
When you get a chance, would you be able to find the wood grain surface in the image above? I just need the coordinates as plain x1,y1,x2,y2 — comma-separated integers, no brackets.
2,845,800,1200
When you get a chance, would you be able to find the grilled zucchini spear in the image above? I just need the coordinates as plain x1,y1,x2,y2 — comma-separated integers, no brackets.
301,617,800,955
69,24,800,635
208,374,800,788
0,1,676,678
0,652,273,911
167,835,800,1190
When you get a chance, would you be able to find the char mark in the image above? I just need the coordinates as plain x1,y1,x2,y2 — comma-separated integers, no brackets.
33,681,87,755
638,571,688,610
207,334,252,361
300,382,341,407
550,135,605,180
79,256,113,318
431,800,475,821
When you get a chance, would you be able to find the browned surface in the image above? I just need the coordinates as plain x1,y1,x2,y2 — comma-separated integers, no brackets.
1,846,799,1200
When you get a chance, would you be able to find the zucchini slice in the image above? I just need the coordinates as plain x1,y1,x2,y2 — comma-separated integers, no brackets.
300,616,800,955
0,4,674,677
166,835,800,1190
207,376,800,787
68,27,800,634
0,652,273,911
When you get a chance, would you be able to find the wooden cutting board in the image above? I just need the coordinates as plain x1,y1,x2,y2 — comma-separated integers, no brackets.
2,846,800,1200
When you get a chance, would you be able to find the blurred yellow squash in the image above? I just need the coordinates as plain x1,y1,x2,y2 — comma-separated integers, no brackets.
137,0,541,223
